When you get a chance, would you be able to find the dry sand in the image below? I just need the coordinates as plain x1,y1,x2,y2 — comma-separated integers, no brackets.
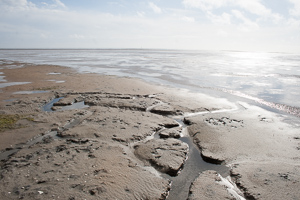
0,60,299,200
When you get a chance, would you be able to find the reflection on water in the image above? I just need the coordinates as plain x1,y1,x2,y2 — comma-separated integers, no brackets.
0,49,299,116
13,90,49,94
42,97,89,112
0,82,31,88
166,135,229,200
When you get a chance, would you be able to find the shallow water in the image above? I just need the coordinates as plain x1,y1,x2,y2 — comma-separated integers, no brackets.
59,101,89,111
155,116,229,200
166,135,229,200
42,97,89,112
0,82,31,88
0,49,299,117
42,97,63,112
13,90,49,94
0,72,5,82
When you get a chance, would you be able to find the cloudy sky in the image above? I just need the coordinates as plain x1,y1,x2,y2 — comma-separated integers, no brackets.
0,0,299,53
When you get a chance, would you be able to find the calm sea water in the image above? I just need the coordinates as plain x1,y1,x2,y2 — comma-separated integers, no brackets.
0,49,299,118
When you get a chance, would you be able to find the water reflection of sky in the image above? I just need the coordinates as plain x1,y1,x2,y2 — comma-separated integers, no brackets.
0,49,299,111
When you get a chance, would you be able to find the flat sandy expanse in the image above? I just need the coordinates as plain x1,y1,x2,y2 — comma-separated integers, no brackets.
0,61,299,200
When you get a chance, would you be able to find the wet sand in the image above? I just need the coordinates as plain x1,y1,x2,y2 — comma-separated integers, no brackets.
0,61,300,200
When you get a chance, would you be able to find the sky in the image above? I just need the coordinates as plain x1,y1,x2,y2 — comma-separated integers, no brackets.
0,0,300,53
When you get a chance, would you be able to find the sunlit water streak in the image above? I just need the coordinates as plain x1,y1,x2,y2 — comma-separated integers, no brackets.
0,49,299,118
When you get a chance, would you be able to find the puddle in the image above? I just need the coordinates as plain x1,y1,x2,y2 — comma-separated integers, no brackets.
48,72,61,75
47,80,65,83
0,82,31,88
42,97,63,112
13,90,49,95
59,101,89,111
42,97,89,112
0,72,5,82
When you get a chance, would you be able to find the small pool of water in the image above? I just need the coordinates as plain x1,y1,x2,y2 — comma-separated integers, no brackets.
0,82,31,88
42,97,63,112
13,90,49,94
47,80,65,83
0,77,5,82
59,101,89,111
42,97,89,112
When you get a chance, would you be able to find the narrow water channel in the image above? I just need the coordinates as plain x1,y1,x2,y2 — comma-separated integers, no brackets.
1,96,231,199
163,119,229,200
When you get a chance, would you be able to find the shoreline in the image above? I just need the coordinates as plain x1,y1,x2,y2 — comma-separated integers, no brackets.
0,61,300,199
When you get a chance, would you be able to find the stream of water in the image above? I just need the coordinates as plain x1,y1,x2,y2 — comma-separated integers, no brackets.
155,112,235,199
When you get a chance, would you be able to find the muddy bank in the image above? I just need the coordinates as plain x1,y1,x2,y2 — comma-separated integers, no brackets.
186,102,300,199
0,61,230,199
0,61,299,200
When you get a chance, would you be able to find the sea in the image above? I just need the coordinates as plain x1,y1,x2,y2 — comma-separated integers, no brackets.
0,49,299,122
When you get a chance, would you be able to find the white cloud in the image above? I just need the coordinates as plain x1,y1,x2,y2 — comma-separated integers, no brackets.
288,18,300,28
0,0,299,53
69,34,86,39
231,9,259,31
236,0,271,17
207,12,231,25
236,0,283,23
0,0,66,11
183,0,283,23
289,0,300,17
181,16,195,22
52,0,66,9
183,0,272,17
0,0,36,11
137,11,145,17
216,29,229,37
40,33,50,39
183,0,227,10
40,0,66,10
149,2,162,13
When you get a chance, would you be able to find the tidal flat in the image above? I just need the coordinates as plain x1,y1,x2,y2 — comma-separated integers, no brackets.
0,61,299,200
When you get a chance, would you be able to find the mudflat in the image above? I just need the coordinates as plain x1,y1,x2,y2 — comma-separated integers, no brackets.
0,61,299,200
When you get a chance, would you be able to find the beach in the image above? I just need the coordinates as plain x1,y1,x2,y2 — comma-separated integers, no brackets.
0,60,300,200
